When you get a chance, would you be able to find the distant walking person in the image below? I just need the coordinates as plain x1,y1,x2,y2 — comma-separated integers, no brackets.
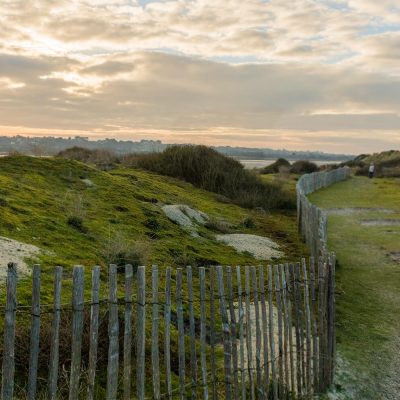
368,163,375,179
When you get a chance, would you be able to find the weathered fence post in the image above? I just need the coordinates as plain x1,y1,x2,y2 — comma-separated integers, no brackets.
280,264,294,394
251,266,263,399
87,265,101,400
152,265,160,400
245,266,255,400
106,264,119,400
123,264,133,400
226,266,239,400
295,262,306,395
187,265,198,399
209,267,217,400
268,265,278,400
258,266,270,398
216,266,232,400
318,259,326,392
282,264,296,393
330,254,336,384
279,265,289,397
309,257,319,392
199,267,209,400
27,264,41,400
136,266,146,400
69,266,84,400
327,254,336,386
290,263,302,396
236,266,246,400
176,268,186,400
1,262,17,400
164,267,172,398
48,266,63,400
273,265,284,398
302,259,312,398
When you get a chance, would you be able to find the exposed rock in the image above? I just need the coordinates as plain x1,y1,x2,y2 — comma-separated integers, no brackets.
81,178,94,187
162,204,208,236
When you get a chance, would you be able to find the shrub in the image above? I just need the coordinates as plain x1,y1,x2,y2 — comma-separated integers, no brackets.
261,158,290,174
101,231,151,267
145,217,161,231
242,216,255,228
67,216,87,233
128,145,288,210
57,147,118,170
290,160,319,174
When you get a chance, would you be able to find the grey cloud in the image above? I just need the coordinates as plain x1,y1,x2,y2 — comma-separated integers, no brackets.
0,51,399,135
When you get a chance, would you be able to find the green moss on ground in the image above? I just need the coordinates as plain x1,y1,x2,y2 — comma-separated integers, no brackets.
0,156,306,295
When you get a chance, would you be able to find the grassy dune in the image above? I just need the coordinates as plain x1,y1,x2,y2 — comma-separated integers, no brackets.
0,155,307,301
309,176,400,399
0,155,309,397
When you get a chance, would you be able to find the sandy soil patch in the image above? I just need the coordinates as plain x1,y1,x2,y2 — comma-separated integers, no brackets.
389,252,400,264
162,204,208,236
0,236,40,278
327,208,395,216
229,302,299,393
216,234,284,260
360,219,400,226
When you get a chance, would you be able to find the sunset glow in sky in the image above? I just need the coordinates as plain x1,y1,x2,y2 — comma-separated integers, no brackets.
1,0,399,153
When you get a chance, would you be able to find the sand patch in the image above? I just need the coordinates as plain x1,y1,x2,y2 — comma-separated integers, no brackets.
327,208,395,216
229,302,299,393
389,252,400,264
162,204,208,236
360,219,400,226
216,234,284,260
0,236,40,278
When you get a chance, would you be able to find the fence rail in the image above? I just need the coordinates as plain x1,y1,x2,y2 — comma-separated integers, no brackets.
297,167,351,257
0,258,335,399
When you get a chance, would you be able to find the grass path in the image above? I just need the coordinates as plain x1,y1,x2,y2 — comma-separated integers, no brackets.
309,176,400,399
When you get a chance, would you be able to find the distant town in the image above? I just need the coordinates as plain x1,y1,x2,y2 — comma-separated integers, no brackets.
0,135,354,161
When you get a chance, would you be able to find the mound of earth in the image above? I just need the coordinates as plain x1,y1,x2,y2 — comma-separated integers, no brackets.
216,234,284,260
162,204,208,236
0,236,40,278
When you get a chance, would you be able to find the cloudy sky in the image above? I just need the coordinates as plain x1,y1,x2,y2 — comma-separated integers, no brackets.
0,0,399,153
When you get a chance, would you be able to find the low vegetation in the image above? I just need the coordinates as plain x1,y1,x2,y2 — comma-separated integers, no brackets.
58,145,297,210
0,154,307,298
261,158,291,174
342,150,400,178
289,160,319,174
57,146,118,170
121,145,296,210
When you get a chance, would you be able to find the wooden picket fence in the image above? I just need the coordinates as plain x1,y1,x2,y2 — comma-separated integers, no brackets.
297,167,351,257
0,258,335,399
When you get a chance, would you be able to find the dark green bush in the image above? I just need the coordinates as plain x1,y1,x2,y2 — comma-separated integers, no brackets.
57,147,117,170
290,160,319,174
262,158,290,174
242,216,255,228
128,145,289,210
67,216,87,233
